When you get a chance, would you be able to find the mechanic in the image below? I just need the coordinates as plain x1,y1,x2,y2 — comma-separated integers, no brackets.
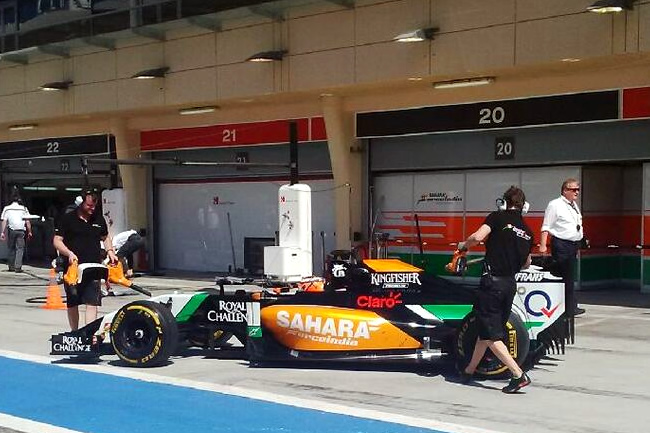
112,229,145,278
539,178,585,316
458,186,533,393
0,193,33,273
53,190,118,330
53,196,83,283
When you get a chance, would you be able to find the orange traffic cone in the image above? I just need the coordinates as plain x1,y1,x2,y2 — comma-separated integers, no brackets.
42,268,66,310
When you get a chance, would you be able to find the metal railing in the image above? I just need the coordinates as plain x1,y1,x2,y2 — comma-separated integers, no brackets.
0,0,274,55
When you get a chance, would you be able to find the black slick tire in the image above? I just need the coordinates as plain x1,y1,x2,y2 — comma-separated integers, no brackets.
454,311,530,378
110,301,179,367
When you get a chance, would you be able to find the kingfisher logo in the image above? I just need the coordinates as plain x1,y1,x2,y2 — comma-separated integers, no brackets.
524,290,560,318
357,291,403,309
370,272,421,289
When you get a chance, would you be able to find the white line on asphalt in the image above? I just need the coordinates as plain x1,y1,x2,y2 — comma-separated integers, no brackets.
583,304,650,312
576,313,650,322
0,413,84,433
0,349,503,433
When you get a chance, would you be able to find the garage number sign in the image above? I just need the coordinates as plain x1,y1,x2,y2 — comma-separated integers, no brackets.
494,137,515,160
356,91,619,138
0,134,110,160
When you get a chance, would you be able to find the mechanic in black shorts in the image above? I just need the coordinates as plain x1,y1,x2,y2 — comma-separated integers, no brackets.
457,186,533,393
53,190,118,330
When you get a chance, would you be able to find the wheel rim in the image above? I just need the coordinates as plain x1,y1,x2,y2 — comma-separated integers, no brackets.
116,317,157,357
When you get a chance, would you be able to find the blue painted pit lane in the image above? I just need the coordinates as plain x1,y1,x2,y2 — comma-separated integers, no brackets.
0,356,443,433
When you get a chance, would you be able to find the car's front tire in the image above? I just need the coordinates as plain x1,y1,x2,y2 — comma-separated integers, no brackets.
110,301,178,367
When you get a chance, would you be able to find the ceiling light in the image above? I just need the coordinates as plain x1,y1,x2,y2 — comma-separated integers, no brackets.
246,50,287,62
8,124,38,131
432,77,495,89
131,67,169,79
408,77,423,81
394,27,437,43
39,80,73,91
587,0,633,13
561,58,581,63
179,106,218,115
22,186,57,191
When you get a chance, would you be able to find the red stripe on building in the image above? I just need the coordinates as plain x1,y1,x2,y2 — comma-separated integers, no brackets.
622,87,650,119
141,118,315,151
310,117,327,141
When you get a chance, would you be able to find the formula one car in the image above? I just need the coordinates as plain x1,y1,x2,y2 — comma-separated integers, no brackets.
51,254,572,377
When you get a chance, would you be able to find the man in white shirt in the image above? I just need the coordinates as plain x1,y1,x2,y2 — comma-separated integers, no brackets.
112,229,144,277
539,178,585,316
1,195,33,273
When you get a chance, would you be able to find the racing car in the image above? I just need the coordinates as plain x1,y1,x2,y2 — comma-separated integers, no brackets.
50,254,572,377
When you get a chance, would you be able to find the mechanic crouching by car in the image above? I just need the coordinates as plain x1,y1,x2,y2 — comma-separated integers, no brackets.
458,186,534,393
53,190,118,331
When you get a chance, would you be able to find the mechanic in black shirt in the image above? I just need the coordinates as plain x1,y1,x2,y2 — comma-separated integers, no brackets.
53,190,118,330
458,186,533,393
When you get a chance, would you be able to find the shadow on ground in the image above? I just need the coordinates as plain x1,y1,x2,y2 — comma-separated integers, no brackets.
579,288,650,309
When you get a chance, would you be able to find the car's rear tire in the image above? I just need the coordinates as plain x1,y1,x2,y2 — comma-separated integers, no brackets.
454,311,529,378
110,301,178,367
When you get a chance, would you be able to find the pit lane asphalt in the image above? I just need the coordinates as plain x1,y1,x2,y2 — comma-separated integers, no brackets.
1,265,650,433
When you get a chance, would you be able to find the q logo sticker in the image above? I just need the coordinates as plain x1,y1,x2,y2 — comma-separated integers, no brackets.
524,290,559,318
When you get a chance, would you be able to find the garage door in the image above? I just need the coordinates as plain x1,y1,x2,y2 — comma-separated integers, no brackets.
157,179,336,273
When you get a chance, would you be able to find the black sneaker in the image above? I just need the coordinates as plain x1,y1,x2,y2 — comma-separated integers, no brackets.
502,373,531,394
573,307,586,316
14,269,23,273
459,371,473,384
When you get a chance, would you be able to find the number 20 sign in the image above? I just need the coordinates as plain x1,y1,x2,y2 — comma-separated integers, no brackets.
494,137,515,160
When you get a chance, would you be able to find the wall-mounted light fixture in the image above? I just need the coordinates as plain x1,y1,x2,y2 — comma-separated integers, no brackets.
8,124,38,131
587,0,633,13
131,67,169,79
179,106,219,115
393,27,437,42
433,76,495,89
246,50,287,62
23,186,57,191
39,80,73,91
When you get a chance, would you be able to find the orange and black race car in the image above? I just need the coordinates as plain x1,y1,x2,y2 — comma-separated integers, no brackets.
51,255,572,377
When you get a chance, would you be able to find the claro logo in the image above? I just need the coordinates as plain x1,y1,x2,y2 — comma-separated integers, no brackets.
276,310,379,346
356,291,403,309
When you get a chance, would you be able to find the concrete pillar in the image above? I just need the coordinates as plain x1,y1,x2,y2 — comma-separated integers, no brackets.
321,95,363,250
110,118,147,231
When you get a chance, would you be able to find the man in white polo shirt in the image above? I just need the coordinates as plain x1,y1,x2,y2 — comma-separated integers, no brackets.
1,194,33,273
539,178,585,316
